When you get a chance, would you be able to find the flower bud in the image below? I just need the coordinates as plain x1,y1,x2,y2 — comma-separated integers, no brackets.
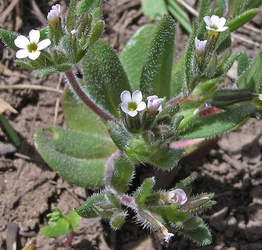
47,4,61,26
194,37,207,57
147,95,163,112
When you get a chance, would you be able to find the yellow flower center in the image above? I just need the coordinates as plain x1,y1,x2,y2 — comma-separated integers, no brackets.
28,43,38,53
128,102,137,111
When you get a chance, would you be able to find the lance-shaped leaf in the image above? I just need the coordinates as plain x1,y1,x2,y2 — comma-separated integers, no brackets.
111,156,134,193
82,39,131,117
179,104,256,139
77,0,100,16
120,25,157,91
179,223,212,245
140,15,175,99
34,127,117,188
0,29,19,51
226,9,260,32
62,88,108,135
236,47,262,92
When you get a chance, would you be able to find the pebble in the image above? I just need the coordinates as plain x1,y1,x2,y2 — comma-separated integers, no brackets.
209,207,228,232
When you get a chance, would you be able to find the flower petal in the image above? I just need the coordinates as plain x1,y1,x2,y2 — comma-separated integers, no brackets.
14,35,30,49
203,16,211,26
218,17,227,28
128,110,138,117
29,29,40,44
136,101,146,111
28,51,41,60
16,49,30,59
120,90,131,103
132,90,143,103
120,103,129,114
37,39,51,50
211,15,220,27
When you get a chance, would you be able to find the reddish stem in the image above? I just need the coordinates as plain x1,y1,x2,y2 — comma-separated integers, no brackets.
65,70,114,121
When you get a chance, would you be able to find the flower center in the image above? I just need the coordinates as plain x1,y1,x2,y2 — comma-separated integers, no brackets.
28,43,38,53
210,25,218,30
128,102,137,111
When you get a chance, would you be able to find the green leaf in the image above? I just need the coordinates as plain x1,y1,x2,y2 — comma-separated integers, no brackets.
66,0,77,32
110,210,127,230
140,15,175,99
35,64,72,77
141,0,168,21
108,120,133,151
40,217,70,238
82,39,131,117
0,29,19,51
111,156,134,193
170,53,186,97
77,0,100,16
227,9,260,32
180,223,212,245
148,146,184,170
120,25,157,91
182,217,202,230
236,48,262,92
237,52,249,77
76,193,107,218
134,177,155,205
62,88,108,135
184,22,198,94
68,210,81,232
179,104,256,139
34,127,117,188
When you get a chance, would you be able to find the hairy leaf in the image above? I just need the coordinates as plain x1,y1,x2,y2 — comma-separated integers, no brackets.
140,15,175,99
34,127,117,188
82,39,131,117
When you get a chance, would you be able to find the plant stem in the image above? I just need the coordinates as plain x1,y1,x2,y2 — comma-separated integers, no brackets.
65,70,114,121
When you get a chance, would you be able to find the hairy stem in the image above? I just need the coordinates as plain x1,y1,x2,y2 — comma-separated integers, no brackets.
65,70,114,121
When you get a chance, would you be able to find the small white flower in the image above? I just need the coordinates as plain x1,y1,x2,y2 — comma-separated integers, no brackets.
259,94,262,101
204,15,228,32
147,95,163,112
120,90,146,117
47,4,61,21
14,30,51,60
168,189,187,205
194,37,207,56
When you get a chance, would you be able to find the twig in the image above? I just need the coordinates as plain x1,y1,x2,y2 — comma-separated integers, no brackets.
0,84,63,94
232,33,261,47
0,0,19,24
176,0,199,17
30,0,47,25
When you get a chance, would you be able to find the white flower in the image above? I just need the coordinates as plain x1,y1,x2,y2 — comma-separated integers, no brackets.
147,95,163,112
204,15,228,32
194,37,207,56
14,30,51,60
47,4,61,21
120,90,146,117
168,189,187,205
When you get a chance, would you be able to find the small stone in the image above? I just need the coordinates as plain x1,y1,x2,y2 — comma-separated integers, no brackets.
245,220,262,241
209,207,228,232
225,216,237,238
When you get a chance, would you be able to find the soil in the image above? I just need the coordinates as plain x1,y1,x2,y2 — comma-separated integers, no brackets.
0,0,261,249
